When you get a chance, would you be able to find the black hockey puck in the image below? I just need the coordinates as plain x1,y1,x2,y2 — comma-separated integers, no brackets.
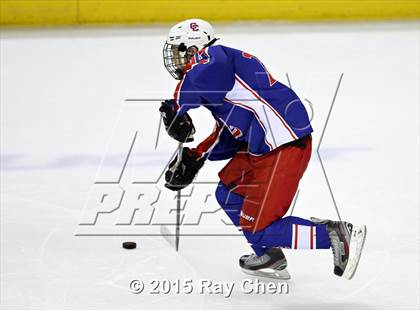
122,241,137,250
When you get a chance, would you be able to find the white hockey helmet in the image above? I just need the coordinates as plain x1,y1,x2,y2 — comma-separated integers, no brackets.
163,19,218,80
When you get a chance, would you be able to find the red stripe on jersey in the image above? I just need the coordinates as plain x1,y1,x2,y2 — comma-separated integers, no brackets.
172,79,184,112
294,224,298,249
242,51,253,59
310,226,314,249
192,124,222,159
189,55,197,65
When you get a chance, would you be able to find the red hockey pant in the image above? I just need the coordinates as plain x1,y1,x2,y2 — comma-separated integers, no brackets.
218,135,312,233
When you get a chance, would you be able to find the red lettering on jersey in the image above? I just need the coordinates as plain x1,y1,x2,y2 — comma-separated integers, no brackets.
230,126,243,138
265,69,277,87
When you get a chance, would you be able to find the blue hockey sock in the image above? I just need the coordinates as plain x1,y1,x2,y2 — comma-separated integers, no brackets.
215,182,331,255
243,216,331,251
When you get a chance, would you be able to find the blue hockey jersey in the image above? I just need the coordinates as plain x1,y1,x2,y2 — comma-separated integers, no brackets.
173,45,313,160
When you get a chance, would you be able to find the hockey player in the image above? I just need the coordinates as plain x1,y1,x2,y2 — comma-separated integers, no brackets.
160,19,366,280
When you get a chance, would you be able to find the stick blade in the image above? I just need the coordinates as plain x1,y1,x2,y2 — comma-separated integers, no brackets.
160,225,176,249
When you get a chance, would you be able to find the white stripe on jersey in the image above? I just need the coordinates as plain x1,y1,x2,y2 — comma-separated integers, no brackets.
225,77,296,148
235,75,297,140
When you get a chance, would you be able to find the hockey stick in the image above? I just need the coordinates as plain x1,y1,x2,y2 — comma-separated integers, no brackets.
160,142,183,251
175,142,183,251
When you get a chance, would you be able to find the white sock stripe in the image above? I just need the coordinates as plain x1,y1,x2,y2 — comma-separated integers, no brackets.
292,224,317,250
291,224,296,249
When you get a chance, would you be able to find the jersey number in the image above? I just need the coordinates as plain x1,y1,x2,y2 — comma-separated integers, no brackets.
242,52,277,87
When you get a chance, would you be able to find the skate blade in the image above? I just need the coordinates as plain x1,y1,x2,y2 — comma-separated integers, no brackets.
241,267,291,280
343,225,367,280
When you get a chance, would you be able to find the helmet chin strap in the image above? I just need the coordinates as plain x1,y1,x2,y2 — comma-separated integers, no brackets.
175,68,184,80
203,38,219,48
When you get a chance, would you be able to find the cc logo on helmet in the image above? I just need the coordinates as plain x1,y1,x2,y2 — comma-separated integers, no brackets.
190,22,199,31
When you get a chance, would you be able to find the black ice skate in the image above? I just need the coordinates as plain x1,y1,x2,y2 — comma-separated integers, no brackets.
311,217,367,280
239,248,291,280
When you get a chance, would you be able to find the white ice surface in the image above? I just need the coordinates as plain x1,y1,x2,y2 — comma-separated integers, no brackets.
1,22,419,310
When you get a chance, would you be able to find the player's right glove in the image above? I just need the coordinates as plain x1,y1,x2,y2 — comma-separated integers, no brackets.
165,147,205,191
159,99,195,142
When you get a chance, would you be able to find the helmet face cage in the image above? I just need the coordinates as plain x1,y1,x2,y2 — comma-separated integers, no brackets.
163,42,186,80
163,42,198,80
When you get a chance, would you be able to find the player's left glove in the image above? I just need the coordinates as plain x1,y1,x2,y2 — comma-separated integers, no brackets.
165,147,205,191
159,99,195,142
